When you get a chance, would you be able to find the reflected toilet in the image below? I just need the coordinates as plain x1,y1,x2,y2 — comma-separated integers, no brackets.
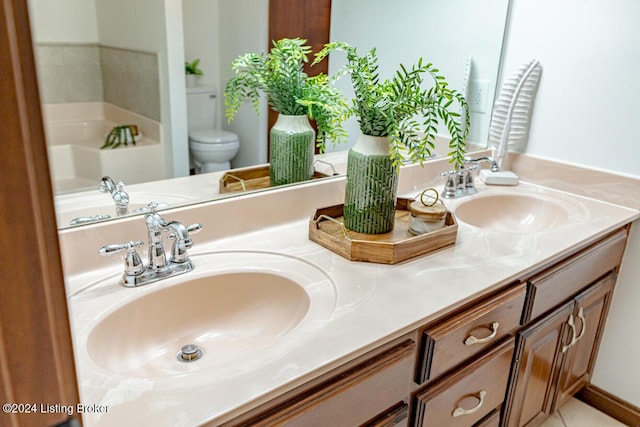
186,86,240,173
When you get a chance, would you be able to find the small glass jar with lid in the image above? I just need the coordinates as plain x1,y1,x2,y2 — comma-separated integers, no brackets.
408,188,447,235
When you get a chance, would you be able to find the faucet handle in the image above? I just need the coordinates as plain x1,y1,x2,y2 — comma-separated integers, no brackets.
166,223,203,242
186,223,203,235
441,170,457,198
167,223,203,263
146,202,160,213
99,240,144,276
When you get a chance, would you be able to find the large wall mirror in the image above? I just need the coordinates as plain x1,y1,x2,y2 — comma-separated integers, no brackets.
27,0,510,230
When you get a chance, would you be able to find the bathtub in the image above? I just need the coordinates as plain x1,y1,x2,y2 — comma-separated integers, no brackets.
44,103,165,194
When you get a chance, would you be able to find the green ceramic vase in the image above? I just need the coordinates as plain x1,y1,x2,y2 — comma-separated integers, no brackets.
343,134,398,234
269,114,315,186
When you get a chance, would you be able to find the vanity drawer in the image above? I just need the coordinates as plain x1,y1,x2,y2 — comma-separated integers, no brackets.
524,228,627,322
413,338,514,427
416,284,526,383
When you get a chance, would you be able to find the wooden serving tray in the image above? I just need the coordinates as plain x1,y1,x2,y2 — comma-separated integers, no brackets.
308,198,457,264
219,165,331,193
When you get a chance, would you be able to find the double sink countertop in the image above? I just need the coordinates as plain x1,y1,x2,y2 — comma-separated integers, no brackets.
59,153,640,426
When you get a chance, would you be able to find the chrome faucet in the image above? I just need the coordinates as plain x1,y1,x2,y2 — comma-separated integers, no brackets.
99,203,203,287
464,156,500,172
99,176,130,216
441,156,499,199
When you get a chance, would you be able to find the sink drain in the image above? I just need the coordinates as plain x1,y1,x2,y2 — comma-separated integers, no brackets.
177,344,203,362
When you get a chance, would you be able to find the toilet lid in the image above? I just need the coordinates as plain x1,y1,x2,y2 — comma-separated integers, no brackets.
190,129,238,144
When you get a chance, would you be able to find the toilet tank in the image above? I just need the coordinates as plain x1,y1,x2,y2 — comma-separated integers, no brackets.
186,86,218,130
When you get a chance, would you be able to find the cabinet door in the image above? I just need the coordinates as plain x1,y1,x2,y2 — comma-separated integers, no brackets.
553,273,616,410
503,301,574,427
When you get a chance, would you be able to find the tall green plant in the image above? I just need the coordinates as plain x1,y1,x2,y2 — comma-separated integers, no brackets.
313,42,469,168
224,38,348,151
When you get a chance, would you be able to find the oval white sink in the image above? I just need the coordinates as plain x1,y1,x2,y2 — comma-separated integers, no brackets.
82,251,336,378
454,194,570,233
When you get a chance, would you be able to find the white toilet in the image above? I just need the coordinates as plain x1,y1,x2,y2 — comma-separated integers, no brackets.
186,86,240,173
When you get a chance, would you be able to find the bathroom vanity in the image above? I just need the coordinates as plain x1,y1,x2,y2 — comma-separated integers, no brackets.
58,154,640,426
222,226,628,427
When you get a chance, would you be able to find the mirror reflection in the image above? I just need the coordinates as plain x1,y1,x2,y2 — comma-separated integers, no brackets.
28,0,510,229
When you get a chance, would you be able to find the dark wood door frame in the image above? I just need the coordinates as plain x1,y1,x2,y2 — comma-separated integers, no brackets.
0,0,81,426
268,0,332,156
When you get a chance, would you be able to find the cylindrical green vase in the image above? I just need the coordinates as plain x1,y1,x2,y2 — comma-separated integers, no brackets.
343,134,398,234
269,114,315,186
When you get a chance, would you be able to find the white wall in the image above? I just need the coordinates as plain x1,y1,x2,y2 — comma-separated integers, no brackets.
501,0,640,176
29,0,98,43
95,0,189,179
181,0,268,169
217,0,269,168
183,0,221,91
502,0,640,406
330,0,509,150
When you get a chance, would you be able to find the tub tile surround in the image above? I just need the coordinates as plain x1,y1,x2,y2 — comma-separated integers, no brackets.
35,43,160,121
36,44,103,104
100,46,161,122
59,153,640,426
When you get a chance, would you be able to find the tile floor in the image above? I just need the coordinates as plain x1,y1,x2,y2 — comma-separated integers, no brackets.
541,397,628,427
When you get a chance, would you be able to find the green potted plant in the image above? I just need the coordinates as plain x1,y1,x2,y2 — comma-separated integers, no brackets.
185,58,203,87
313,42,469,234
225,38,348,186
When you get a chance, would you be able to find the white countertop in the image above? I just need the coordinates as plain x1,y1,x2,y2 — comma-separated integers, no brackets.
62,167,639,426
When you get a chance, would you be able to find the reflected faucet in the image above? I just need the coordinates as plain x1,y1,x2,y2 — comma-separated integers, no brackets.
99,176,130,216
99,203,203,287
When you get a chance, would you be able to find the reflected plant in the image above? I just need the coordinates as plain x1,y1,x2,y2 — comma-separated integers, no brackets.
224,38,349,151
185,58,204,76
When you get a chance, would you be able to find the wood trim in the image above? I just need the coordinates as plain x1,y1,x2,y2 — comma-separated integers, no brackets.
577,384,640,427
0,0,81,426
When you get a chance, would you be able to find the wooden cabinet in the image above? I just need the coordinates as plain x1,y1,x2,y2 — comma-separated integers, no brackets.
503,300,575,426
500,229,627,427
414,229,627,427
223,227,628,427
553,274,615,411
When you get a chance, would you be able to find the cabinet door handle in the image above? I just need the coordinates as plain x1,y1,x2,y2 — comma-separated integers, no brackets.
464,322,499,346
562,314,576,353
452,390,486,417
572,307,586,344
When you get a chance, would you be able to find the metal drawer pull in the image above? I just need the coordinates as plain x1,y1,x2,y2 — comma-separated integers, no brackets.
452,390,486,417
562,314,576,353
464,322,499,346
